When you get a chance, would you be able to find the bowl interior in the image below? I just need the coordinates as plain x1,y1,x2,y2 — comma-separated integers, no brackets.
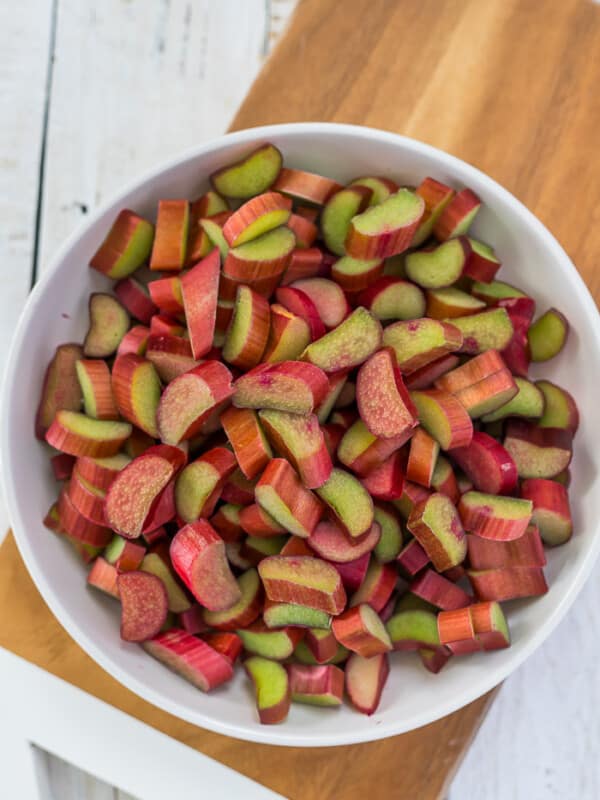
3,123,600,746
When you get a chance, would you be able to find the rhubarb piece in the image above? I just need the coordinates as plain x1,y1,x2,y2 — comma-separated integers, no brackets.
118,571,168,642
274,285,325,341
90,209,154,278
329,555,370,594
407,493,467,571
181,248,220,359
412,177,455,246
386,608,440,650
223,192,291,247
304,628,338,662
409,569,471,610
419,646,452,673
358,277,426,321
175,447,237,522
295,639,349,665
233,361,328,415
210,503,243,542
75,359,119,420
467,566,548,601
322,186,371,255
112,354,160,437
177,604,209,635
356,347,418,439
170,520,240,611
527,308,569,361
35,344,84,438
467,525,546,569
76,453,131,491
224,225,294,281
481,377,544,422
280,536,314,558
114,277,157,324
203,568,263,630
316,372,350,424
140,552,191,613
362,451,405,500
259,410,332,488
237,620,302,660
345,652,389,715
211,144,282,199
394,480,431,520
430,455,460,503
537,380,579,433
448,432,517,495
404,354,460,390
241,534,288,565
239,503,285,537
405,237,471,288
411,388,473,449
496,297,534,377
220,408,270,480
287,213,318,247
433,188,481,241
449,308,514,354
338,419,408,476
345,189,425,259
459,491,532,541
469,600,510,650
281,247,324,284
332,604,392,657
87,557,119,598
350,176,398,205
58,487,112,545
503,420,573,478
437,606,475,647
316,468,374,538
521,478,573,546
288,663,344,707
245,656,290,724
383,318,463,372
308,520,380,563
258,555,346,615
263,599,331,630
426,287,486,319
201,632,243,665
255,459,323,538
149,200,189,271
289,278,350,329
157,361,233,445
373,504,403,562
50,453,75,481
69,469,107,525
463,239,501,282
104,446,183,537
301,307,382,373
262,304,311,363
199,217,229,261
148,276,184,316
350,559,397,612
273,166,342,205
435,350,517,417
471,280,527,304
145,335,198,382
406,428,439,488
222,469,257,505
144,629,234,690
46,411,131,457
222,286,270,370
83,294,129,358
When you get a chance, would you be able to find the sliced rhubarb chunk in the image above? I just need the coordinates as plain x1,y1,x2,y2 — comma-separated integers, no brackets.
35,344,84,439
409,569,471,610
527,308,569,361
448,432,517,496
412,177,455,246
373,504,404,563
145,335,198,383
426,287,486,319
345,652,389,715
350,176,398,205
459,491,532,541
258,555,346,615
308,519,380,563
237,620,302,660
140,551,191,613
222,285,270,370
467,566,548,601
358,277,426,321
87,557,119,598
435,349,517,418
329,553,371,593
301,307,382,373
255,459,323,539
433,188,481,241
521,478,573,546
332,604,392,657
223,192,291,247
322,186,371,255
345,189,425,259
503,420,573,478
471,280,527,304
114,277,157,324
83,293,129,358
537,380,579,434
181,248,220,359
464,238,501,282
449,308,514,354
289,278,350,329
76,359,119,420
338,419,409,476
407,493,467,571
410,388,473,449
275,285,326,340
224,225,294,282
288,664,344,707
211,143,282,199
262,304,311,363
90,209,154,278
316,468,374,538
118,571,168,642
112,354,160,437
245,656,291,724
233,361,328,415
405,237,471,288
361,451,405,500
406,428,439,488
259,409,332,489
273,167,342,205
202,568,262,630
386,608,440,650
46,411,131,458
304,628,338,662
263,599,331,630
349,559,397,612
149,200,189,271
356,348,418,439
481,377,544,422
331,256,384,292
430,455,460,503
175,447,237,522
239,503,285,537
383,318,463,373
467,525,546,569
220,407,271,480
144,629,234,691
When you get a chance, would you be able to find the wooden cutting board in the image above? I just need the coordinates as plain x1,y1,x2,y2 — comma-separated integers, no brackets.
2,0,600,797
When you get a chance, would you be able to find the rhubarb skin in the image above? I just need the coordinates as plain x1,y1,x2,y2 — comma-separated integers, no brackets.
466,525,547,569
233,361,329,415
331,604,392,657
406,428,439,488
345,652,390,715
433,188,481,241
383,318,463,373
222,191,292,247
503,420,573,479
255,458,323,539
273,166,343,205
36,344,84,439
223,285,271,370
245,656,291,724
150,200,189,271
46,411,132,459
288,663,344,707
449,432,518,496
356,348,418,440
345,189,425,259
407,492,467,571
114,277,158,324
410,388,474,450
111,354,161,437
262,304,311,363
301,307,383,373
281,247,325,285
259,410,332,489
170,520,241,611
396,538,431,577
144,628,234,691
90,209,154,278
118,571,168,642
362,451,405,500
409,568,471,610
275,286,326,341
349,559,397,613
221,406,272,479
258,555,347,615
520,478,573,546
338,419,411,477
87,556,120,598
202,568,263,631
467,566,548,602
181,248,220,360
459,491,533,541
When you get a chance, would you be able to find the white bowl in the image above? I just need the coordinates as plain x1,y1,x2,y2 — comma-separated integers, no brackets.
3,123,600,747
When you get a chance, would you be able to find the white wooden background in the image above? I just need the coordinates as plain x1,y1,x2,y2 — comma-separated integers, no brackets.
1,1,599,798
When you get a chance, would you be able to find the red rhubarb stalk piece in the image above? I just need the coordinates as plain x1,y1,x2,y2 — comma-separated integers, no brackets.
331,604,392,657
255,459,323,538
288,663,344,707
245,656,291,725
118,571,168,642
349,559,397,613
222,192,292,247
407,493,467,571
87,557,119,598
520,478,573,546
46,411,132,458
111,354,161,437
90,209,154,278
356,348,418,440
467,566,548,602
458,491,533,541
114,277,158,324
144,629,234,691
308,520,381,563
149,199,189,271
448,431,518,496
258,555,346,615
406,428,439,488
233,361,329,415
466,525,546,569
174,447,237,522
362,451,405,500
35,344,84,439
259,410,332,489
181,248,221,359
409,568,471,610
345,652,390,715
222,285,271,370
203,568,263,631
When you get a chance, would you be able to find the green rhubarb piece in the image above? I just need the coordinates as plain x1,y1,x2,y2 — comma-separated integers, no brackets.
405,238,469,289
322,188,369,255
263,602,331,629
203,568,260,628
481,377,545,422
140,553,191,613
537,380,579,432
301,307,382,373
229,225,295,264
84,294,130,358
316,468,374,538
293,639,349,665
199,218,229,260
447,308,514,354
367,280,426,321
527,309,569,362
373,505,404,563
237,626,298,660
383,318,463,371
211,144,282,199
471,279,527,303
175,459,223,523
386,609,440,649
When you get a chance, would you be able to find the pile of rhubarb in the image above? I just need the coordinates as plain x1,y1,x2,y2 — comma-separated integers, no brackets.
38,143,576,723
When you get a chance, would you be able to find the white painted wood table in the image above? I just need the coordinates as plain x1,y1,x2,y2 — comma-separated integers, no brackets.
1,1,599,798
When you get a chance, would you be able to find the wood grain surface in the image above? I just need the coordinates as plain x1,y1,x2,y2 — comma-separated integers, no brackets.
2,0,600,797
